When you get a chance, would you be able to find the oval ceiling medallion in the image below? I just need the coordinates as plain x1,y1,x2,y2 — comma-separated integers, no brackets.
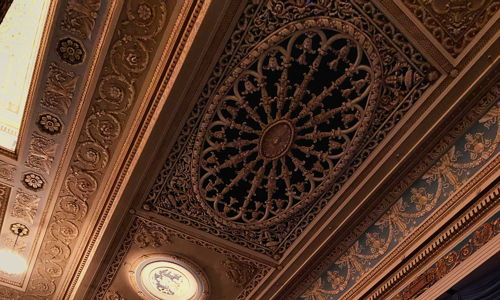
131,255,208,300
193,17,382,229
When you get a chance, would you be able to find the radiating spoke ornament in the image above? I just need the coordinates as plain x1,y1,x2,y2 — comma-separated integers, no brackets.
193,18,382,228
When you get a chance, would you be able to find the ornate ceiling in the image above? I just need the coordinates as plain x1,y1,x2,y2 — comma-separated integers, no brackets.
0,0,498,299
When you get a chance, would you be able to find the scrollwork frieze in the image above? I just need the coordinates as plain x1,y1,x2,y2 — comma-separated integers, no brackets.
23,0,168,298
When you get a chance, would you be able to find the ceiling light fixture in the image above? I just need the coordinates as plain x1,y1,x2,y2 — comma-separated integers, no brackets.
0,223,29,275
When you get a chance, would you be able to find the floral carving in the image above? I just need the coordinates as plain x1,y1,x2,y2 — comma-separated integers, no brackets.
221,258,256,288
133,224,170,248
61,0,101,39
22,173,45,191
38,113,63,135
0,160,15,182
25,132,57,174
194,18,382,228
403,0,500,57
57,37,85,65
147,0,435,257
105,291,125,300
41,63,78,114
10,223,29,237
11,190,40,224
24,0,168,297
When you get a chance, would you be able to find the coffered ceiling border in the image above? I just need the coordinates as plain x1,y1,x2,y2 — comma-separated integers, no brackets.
0,0,110,292
61,1,220,299
271,74,500,299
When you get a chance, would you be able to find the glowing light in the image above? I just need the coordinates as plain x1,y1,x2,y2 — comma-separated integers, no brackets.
0,249,28,275
136,259,202,300
0,0,51,152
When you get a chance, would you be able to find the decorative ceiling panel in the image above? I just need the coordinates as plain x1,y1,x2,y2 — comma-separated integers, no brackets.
142,0,439,258
401,0,499,58
93,216,271,300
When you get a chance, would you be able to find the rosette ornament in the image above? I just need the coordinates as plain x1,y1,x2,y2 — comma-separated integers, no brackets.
193,18,382,229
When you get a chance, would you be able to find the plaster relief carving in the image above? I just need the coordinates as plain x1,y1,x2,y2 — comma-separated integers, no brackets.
25,132,57,174
11,190,40,224
41,63,78,115
61,0,101,39
221,258,256,288
38,113,63,135
0,160,15,182
133,224,171,248
403,0,500,57
22,173,45,191
145,0,437,257
23,0,168,297
193,18,382,228
57,37,85,65
104,290,126,300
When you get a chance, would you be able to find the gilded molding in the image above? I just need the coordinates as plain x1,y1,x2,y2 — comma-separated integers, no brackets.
368,187,500,300
402,0,500,57
16,0,169,298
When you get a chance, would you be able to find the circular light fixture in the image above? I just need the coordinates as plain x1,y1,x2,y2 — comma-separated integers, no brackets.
0,249,27,275
130,255,208,300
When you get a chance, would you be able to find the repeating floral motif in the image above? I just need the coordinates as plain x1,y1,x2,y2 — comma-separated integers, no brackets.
144,0,437,257
25,132,57,174
300,101,500,299
402,0,500,57
11,190,40,224
0,160,15,182
41,63,78,114
394,212,500,300
19,1,168,298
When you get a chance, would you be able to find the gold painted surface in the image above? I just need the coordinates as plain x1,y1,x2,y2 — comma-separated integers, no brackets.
0,0,51,152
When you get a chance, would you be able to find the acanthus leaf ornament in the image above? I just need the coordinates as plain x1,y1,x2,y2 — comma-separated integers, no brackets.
193,17,382,228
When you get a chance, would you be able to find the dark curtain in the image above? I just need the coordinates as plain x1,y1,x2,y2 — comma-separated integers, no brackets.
443,268,500,300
